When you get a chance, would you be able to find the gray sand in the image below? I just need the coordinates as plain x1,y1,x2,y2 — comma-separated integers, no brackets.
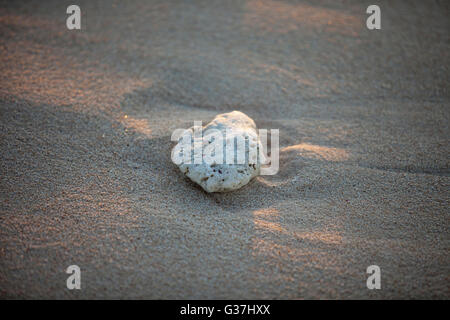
0,0,448,299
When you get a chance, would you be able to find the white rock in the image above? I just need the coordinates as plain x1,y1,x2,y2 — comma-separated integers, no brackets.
172,111,266,192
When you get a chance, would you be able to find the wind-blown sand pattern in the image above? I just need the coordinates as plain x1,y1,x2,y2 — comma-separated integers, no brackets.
0,1,448,299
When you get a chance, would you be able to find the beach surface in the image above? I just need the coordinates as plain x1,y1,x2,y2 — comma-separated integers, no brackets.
0,0,449,298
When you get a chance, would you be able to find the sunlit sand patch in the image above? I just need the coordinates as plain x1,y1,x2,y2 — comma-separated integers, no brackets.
252,209,342,245
252,238,302,260
253,207,279,217
244,0,360,36
255,176,291,187
281,143,349,162
121,115,152,137
251,206,344,273
252,208,285,234
0,39,151,112
253,219,285,233
294,231,342,245
247,62,316,88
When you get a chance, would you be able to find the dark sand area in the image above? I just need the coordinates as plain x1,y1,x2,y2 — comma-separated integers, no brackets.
0,0,448,298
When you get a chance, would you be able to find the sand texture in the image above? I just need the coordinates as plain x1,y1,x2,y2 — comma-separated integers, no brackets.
0,0,449,298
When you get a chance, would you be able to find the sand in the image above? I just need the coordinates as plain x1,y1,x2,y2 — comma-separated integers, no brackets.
0,0,448,299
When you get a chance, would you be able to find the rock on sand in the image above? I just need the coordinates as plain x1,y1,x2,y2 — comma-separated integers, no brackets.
172,111,265,192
